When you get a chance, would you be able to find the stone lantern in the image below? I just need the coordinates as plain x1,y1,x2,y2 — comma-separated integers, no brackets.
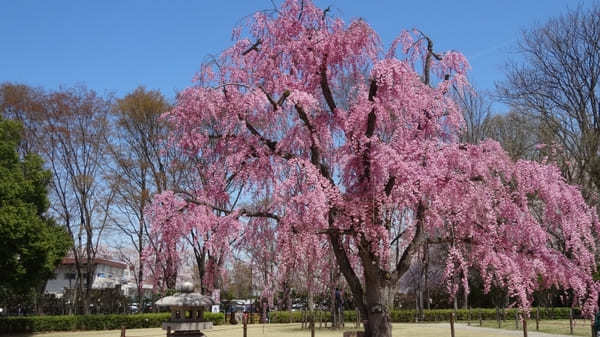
155,282,215,337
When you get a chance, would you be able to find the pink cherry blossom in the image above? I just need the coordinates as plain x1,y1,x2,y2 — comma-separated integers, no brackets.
148,1,599,335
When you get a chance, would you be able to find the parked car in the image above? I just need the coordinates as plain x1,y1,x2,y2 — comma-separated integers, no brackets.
291,303,306,311
128,303,139,313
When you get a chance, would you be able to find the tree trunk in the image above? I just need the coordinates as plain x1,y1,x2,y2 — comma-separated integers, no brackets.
361,267,392,337
362,285,393,337
137,259,144,313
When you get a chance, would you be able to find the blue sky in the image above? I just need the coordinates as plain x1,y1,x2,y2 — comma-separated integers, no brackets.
1,1,596,109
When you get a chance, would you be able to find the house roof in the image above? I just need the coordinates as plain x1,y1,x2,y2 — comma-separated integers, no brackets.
61,257,127,269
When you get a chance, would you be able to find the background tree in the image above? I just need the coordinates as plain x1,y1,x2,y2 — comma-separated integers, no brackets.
0,83,45,155
0,116,70,313
498,4,600,201
41,86,114,314
454,86,493,145
1,83,115,314
155,2,600,336
108,86,181,308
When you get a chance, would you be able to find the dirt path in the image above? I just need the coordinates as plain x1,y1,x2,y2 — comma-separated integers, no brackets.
15,322,581,337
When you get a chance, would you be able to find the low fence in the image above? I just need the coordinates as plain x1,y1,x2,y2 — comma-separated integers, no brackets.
0,307,587,334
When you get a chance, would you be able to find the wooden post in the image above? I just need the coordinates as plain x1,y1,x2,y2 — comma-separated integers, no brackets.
536,307,539,331
570,308,574,335
496,306,501,328
120,325,126,337
450,312,455,337
243,315,248,337
479,311,482,326
468,307,471,326
167,326,172,337
523,317,528,337
319,310,322,329
310,313,315,337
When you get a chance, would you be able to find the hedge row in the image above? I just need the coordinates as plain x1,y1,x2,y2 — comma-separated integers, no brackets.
268,307,581,324
0,312,225,334
0,308,580,334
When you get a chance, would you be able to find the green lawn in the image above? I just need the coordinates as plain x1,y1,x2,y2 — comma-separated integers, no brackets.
473,319,593,336
12,322,584,337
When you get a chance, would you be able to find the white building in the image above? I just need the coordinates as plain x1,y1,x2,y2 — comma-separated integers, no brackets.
45,257,128,297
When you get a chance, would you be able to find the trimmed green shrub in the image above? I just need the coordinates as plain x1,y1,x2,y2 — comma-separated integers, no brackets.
0,312,226,334
0,307,581,334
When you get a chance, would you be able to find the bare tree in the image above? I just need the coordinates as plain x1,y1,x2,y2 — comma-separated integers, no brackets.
0,83,46,155
485,111,541,160
107,86,171,307
453,86,493,145
498,4,600,200
41,86,114,314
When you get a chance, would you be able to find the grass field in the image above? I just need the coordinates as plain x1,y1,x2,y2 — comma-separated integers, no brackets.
476,319,593,336
9,322,588,337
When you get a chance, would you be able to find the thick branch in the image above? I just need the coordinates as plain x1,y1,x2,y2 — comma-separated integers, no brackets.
416,31,442,86
327,210,366,313
240,114,294,160
365,80,378,137
295,104,333,183
182,194,281,221
391,201,426,283
242,39,262,56
320,56,337,114
384,176,396,196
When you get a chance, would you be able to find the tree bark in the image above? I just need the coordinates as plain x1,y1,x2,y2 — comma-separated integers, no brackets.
363,280,393,337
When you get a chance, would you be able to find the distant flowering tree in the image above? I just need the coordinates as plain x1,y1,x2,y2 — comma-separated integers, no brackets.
149,1,599,336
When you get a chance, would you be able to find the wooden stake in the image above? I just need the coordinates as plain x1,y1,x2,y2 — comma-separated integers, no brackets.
450,312,455,337
319,310,322,329
468,307,471,326
243,316,248,337
536,307,539,331
311,313,315,337
496,307,501,328
120,325,126,337
523,317,528,337
570,308,574,335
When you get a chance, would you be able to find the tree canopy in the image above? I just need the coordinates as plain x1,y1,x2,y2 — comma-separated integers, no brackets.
0,116,70,294
142,2,600,336
144,2,600,337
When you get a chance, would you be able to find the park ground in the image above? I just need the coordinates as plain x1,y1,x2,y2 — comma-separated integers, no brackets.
10,321,593,337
